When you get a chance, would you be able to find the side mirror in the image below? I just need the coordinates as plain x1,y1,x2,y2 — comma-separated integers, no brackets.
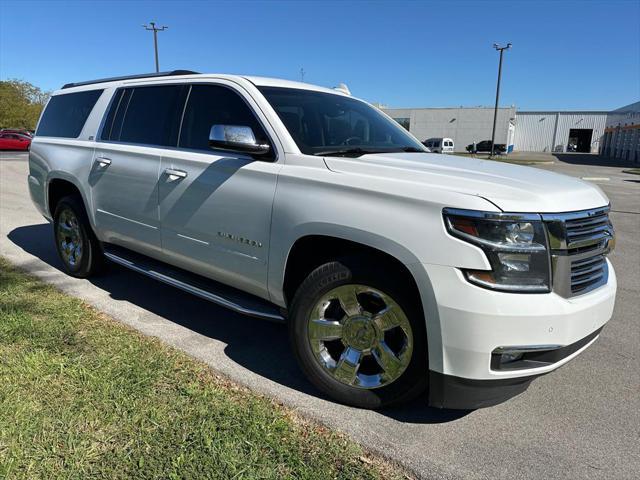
209,125,270,155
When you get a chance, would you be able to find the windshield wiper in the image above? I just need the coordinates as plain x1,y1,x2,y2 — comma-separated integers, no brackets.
399,146,426,153
313,148,385,157
313,146,428,157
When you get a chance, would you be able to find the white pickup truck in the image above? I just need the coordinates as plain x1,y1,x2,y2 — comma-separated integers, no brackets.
28,71,616,409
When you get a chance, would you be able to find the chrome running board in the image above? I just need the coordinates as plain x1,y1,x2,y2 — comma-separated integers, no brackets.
103,245,285,323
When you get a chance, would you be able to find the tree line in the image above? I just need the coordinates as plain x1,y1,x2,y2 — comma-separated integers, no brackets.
0,80,50,130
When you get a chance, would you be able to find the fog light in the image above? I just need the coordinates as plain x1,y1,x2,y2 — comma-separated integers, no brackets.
501,351,524,364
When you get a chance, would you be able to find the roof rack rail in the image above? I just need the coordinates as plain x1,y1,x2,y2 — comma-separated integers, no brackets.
61,70,200,89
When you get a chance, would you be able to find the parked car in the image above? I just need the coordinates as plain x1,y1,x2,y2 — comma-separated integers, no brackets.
466,140,506,154
0,132,31,150
423,137,454,153
28,71,616,410
1,128,33,137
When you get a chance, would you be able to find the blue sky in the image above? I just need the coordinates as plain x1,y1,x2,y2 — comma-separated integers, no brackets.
1,0,638,110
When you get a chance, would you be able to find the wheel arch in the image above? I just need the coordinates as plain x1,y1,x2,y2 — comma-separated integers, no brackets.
279,231,444,374
282,234,422,309
46,173,90,220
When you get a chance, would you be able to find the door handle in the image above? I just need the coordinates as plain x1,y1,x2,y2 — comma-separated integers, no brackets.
95,157,111,167
164,168,188,180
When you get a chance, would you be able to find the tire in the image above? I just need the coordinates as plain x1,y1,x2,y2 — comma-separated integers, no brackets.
53,195,104,278
289,258,428,409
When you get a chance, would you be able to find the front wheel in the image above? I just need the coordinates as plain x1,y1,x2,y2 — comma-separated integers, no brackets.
289,259,428,409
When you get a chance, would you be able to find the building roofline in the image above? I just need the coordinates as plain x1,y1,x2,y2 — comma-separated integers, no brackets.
518,110,609,115
382,106,516,110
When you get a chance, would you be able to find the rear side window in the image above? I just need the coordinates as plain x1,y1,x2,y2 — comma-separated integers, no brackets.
179,85,270,154
100,89,128,141
36,89,103,138
101,85,187,147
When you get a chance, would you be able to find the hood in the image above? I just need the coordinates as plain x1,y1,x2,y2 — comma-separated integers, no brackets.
323,153,609,213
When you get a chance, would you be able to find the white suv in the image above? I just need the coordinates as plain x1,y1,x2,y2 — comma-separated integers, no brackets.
28,71,616,409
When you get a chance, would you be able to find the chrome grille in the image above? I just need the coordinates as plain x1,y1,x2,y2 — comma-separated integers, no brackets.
570,254,607,294
565,209,611,251
542,206,614,298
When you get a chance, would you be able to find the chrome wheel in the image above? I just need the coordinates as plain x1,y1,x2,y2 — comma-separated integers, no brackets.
308,284,413,389
56,208,83,268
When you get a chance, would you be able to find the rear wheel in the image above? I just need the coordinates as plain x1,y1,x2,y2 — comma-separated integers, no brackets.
289,258,427,409
53,195,104,278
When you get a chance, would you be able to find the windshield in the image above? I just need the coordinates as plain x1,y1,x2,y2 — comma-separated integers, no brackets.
258,86,426,157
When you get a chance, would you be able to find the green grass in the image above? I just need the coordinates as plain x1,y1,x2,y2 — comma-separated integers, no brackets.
0,258,405,480
623,168,640,175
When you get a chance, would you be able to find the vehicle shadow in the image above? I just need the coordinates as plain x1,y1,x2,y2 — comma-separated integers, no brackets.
552,153,638,168
7,223,470,425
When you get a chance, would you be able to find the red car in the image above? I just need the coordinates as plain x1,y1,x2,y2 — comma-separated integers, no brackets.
0,133,31,150
1,129,33,137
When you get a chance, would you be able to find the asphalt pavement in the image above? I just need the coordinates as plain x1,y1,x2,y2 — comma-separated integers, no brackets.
1,151,638,479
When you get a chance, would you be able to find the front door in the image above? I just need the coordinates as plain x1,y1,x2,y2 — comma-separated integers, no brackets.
158,83,281,299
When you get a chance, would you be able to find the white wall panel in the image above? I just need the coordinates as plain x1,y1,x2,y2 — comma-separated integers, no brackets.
515,112,607,152
384,107,516,151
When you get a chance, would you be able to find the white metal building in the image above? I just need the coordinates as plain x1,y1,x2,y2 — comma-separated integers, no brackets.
383,105,611,154
513,111,608,153
382,107,516,152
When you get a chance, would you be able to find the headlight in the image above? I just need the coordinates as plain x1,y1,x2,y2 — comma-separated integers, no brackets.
443,208,551,293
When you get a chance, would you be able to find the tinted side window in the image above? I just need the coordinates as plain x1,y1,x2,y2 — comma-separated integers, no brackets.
179,85,270,154
100,89,125,141
36,90,103,138
117,85,186,147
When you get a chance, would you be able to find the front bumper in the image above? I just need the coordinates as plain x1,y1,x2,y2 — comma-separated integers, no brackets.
428,326,603,409
418,261,616,408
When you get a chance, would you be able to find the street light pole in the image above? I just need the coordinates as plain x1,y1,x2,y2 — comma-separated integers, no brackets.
489,43,511,159
143,22,168,73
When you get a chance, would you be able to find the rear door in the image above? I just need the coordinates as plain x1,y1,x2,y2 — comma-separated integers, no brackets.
444,140,454,152
91,85,187,255
158,82,281,298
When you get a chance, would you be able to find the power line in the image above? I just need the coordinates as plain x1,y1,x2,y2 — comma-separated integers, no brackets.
142,22,168,73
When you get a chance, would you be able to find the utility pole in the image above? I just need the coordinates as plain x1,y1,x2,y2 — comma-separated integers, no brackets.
489,43,511,158
142,22,168,73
